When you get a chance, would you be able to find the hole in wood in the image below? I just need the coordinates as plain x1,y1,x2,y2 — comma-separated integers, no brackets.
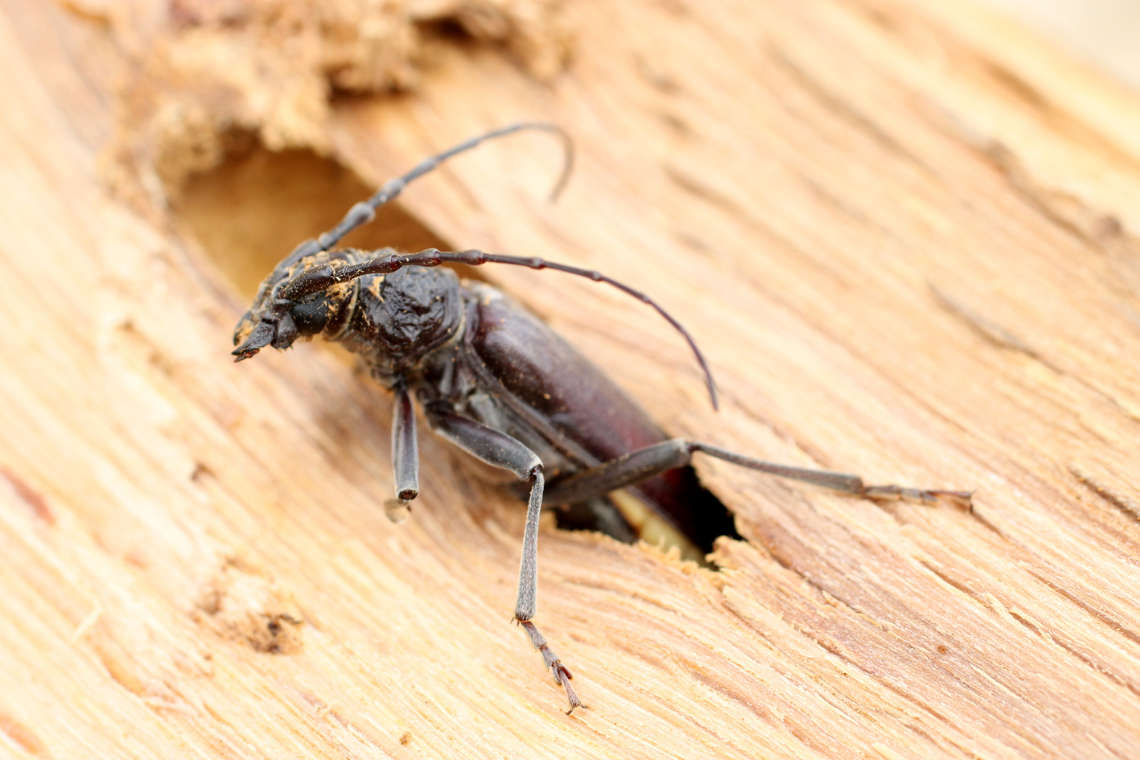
175,140,457,301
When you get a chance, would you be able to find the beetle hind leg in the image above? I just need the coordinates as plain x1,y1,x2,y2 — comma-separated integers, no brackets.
690,442,973,511
542,438,972,512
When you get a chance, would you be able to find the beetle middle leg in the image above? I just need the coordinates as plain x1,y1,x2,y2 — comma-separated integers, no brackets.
543,439,973,512
422,400,585,713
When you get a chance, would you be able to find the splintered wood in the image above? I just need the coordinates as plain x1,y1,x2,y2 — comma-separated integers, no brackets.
1,0,1139,757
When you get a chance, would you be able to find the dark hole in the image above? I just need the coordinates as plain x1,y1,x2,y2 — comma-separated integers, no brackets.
554,469,740,560
651,467,742,554
418,18,480,45
176,141,738,559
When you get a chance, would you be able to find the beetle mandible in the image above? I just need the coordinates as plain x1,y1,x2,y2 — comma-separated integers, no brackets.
232,122,972,713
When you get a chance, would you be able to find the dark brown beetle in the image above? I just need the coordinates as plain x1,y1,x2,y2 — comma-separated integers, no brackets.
233,123,971,713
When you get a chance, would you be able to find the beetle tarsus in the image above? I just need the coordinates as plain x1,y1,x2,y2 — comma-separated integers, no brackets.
861,485,974,512
519,619,585,714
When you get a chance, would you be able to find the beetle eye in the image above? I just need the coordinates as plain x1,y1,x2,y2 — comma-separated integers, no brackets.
291,294,330,336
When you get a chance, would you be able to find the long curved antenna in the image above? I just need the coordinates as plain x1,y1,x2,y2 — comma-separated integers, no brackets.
280,123,574,268
273,248,720,410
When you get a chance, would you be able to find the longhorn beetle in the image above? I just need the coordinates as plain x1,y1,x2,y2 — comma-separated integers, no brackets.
232,122,972,713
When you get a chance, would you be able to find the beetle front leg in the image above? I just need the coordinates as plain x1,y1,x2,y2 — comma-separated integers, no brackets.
422,401,585,714
385,384,420,524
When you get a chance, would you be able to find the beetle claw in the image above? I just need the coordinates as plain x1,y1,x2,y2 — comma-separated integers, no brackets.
518,619,586,714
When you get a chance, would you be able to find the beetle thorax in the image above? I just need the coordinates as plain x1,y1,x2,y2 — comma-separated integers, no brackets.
339,265,464,379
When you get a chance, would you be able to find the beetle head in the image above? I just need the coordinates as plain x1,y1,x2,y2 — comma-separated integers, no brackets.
232,253,343,361
233,253,463,374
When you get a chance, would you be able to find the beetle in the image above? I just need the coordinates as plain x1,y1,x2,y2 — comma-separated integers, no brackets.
232,123,971,713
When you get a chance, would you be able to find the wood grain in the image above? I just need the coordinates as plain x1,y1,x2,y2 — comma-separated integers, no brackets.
2,0,1139,757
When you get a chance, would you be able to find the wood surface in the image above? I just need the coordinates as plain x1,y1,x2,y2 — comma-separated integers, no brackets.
2,0,1140,757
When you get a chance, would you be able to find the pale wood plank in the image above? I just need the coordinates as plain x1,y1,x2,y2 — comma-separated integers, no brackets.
2,0,1139,758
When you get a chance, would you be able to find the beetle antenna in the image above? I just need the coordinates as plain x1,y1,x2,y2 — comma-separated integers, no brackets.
281,123,573,267
277,249,721,410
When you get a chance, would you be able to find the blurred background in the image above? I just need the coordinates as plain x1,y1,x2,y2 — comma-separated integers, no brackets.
983,0,1140,90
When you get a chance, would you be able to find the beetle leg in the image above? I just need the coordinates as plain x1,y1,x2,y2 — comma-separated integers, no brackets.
544,439,972,511
385,384,420,524
422,402,585,714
